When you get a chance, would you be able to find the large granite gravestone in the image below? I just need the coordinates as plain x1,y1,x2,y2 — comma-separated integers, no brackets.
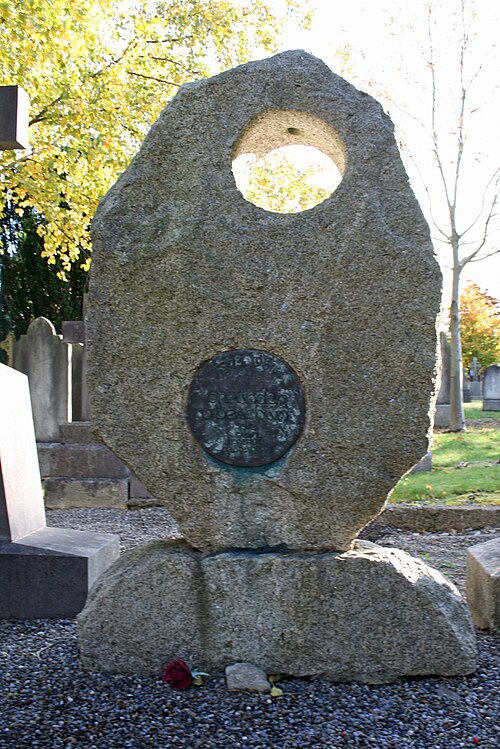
0,364,119,619
79,51,476,681
86,51,441,553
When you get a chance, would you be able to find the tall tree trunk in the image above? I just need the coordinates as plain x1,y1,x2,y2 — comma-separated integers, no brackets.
449,236,465,430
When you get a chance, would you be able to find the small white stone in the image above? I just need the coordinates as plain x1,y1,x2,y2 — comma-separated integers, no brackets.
225,662,271,693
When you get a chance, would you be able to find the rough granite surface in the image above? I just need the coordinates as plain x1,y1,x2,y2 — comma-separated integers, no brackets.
466,537,500,632
87,50,442,552
77,540,476,682
225,663,271,693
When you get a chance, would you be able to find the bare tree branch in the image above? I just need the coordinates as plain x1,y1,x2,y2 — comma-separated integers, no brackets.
127,71,181,86
466,247,500,263
149,56,201,76
398,132,449,240
459,167,500,238
460,190,499,268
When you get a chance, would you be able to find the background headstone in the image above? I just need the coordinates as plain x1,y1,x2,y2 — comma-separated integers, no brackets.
470,357,482,400
12,317,71,441
62,320,89,421
434,331,451,428
482,364,500,411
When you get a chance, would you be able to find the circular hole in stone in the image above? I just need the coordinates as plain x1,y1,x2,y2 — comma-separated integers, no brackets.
232,109,346,214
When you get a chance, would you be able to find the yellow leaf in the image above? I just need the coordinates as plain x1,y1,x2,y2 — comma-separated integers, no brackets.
270,686,283,697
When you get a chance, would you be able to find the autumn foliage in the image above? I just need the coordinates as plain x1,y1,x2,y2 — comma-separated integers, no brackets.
0,0,309,273
460,283,500,371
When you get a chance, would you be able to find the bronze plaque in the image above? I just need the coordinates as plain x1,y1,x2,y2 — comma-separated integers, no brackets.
187,349,305,467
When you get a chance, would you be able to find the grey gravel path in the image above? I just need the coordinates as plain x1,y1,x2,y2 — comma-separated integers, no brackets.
0,508,498,749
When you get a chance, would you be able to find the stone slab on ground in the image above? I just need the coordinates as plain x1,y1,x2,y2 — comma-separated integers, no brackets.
87,50,441,553
78,540,476,682
467,537,500,632
378,504,500,532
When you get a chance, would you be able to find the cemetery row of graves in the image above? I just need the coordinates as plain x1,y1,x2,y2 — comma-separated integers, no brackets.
2,313,498,514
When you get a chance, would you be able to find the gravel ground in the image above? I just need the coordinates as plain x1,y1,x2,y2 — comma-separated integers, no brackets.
0,508,498,749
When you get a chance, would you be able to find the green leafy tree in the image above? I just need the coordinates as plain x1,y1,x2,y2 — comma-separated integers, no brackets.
0,0,310,273
237,145,340,213
0,200,87,339
460,282,500,371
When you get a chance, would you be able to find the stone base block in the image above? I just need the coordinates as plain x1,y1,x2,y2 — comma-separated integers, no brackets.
470,382,481,399
44,478,129,509
78,541,476,683
0,526,120,619
59,422,98,444
483,399,500,411
434,404,450,428
129,472,153,500
38,443,129,480
466,537,500,632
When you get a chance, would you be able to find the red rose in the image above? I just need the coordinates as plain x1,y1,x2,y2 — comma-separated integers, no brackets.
162,658,193,690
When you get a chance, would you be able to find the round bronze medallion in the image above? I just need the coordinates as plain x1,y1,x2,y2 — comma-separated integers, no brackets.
187,349,305,467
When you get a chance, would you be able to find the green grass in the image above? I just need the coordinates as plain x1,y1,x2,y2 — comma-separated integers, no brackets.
463,401,500,422
390,401,500,506
432,428,500,467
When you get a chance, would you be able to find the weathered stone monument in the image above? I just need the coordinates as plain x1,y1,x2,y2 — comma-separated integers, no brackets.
78,51,476,681
62,319,89,422
12,317,71,441
482,363,500,411
0,364,119,618
470,356,482,400
434,331,451,428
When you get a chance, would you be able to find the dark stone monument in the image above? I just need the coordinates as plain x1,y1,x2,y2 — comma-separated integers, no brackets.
470,357,482,400
0,364,119,619
0,85,29,150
